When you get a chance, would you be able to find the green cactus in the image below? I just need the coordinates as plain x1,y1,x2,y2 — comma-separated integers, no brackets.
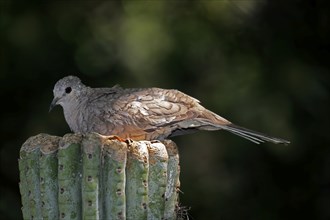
125,141,149,220
39,135,61,219
58,134,83,220
102,138,127,220
147,141,169,220
19,133,181,220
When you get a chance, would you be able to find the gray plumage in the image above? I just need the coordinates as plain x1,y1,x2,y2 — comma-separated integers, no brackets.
50,75,290,144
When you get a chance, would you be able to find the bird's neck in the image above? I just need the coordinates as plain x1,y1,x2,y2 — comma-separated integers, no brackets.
62,93,89,133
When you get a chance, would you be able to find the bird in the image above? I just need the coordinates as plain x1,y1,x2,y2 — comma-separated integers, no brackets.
49,75,290,144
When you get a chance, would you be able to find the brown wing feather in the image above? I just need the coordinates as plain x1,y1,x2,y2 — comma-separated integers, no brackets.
100,88,203,137
89,87,231,139
118,88,197,125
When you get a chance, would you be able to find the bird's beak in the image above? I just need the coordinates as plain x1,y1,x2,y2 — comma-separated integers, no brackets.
49,97,59,112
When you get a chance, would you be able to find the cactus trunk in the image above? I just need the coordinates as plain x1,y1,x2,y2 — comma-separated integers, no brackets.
58,134,83,219
19,133,181,220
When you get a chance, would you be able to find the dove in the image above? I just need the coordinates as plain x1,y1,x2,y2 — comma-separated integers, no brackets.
49,76,290,144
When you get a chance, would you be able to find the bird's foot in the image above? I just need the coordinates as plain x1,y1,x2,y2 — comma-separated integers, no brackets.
106,135,127,143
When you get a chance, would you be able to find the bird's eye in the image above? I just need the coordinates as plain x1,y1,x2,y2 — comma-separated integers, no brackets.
65,87,72,94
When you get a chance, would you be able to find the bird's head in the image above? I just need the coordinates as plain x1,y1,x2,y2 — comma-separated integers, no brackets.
49,75,85,112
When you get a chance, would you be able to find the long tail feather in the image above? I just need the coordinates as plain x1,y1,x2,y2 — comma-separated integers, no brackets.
222,124,290,145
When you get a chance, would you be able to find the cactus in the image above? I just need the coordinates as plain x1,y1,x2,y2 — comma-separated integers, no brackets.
163,140,181,220
58,134,83,220
147,141,169,220
102,137,127,219
39,134,61,219
19,133,181,220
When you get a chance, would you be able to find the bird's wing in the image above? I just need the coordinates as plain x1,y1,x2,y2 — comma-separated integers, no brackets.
109,88,202,130
88,87,230,139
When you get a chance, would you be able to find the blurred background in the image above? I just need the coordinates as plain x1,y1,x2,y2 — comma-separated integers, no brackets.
1,0,330,219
